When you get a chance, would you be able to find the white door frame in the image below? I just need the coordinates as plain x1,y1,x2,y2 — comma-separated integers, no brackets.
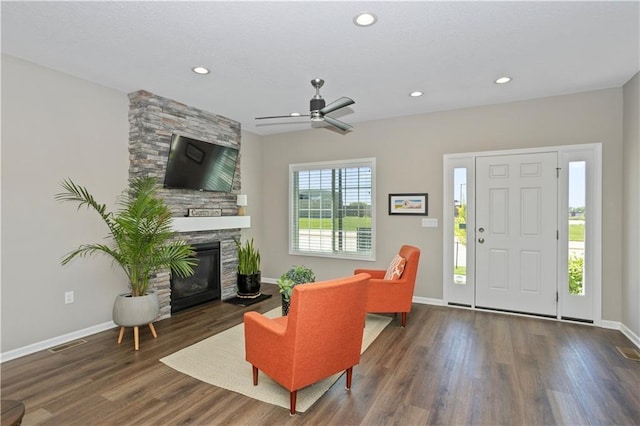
443,143,602,325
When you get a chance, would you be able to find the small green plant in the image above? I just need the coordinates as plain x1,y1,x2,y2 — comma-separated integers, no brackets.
276,277,296,303
568,254,584,295
277,265,315,302
454,203,467,246
454,266,467,276
234,238,260,275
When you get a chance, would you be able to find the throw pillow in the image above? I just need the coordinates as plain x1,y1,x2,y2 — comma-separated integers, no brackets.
384,254,406,280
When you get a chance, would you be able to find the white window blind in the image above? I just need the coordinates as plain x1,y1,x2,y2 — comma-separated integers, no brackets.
289,158,375,260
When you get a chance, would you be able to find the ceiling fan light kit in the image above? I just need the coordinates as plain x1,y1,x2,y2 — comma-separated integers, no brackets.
255,78,355,132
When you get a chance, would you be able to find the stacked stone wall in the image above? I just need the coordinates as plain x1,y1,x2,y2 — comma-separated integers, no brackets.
128,90,242,315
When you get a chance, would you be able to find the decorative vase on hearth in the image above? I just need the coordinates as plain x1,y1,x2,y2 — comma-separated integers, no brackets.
234,238,261,297
237,272,262,297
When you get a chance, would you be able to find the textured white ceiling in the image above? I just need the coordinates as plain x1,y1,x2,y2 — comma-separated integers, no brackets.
2,1,639,135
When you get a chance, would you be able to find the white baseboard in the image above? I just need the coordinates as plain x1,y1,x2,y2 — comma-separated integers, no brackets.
1,320,117,363
601,320,621,330
413,296,445,306
620,323,640,349
602,320,640,349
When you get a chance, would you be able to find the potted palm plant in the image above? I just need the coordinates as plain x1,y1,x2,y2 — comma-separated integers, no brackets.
55,176,196,343
277,265,315,315
234,238,261,297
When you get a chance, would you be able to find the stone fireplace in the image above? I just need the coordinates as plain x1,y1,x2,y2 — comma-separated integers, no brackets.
128,90,244,317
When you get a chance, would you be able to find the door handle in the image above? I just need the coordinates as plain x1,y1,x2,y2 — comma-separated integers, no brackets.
478,238,485,244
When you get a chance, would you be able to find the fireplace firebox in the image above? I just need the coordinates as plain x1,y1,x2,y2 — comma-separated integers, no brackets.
171,241,220,313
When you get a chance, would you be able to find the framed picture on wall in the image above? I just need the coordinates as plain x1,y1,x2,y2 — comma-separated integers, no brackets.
388,193,428,215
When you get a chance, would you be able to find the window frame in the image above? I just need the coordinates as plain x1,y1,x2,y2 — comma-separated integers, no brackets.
288,158,376,261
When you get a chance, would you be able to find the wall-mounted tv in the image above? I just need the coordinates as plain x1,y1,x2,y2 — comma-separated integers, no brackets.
164,134,239,192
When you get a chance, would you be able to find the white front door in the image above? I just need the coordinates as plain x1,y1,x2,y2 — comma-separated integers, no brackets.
475,152,558,316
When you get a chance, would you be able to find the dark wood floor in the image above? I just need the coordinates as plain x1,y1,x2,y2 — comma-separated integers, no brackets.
2,284,639,425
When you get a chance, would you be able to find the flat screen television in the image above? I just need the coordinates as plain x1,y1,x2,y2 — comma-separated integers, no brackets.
163,134,239,192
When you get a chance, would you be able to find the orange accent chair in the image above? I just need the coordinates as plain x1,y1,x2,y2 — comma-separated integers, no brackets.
244,273,370,415
354,245,421,327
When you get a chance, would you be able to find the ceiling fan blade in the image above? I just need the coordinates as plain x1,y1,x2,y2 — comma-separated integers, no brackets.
323,115,353,132
319,97,355,115
255,115,310,120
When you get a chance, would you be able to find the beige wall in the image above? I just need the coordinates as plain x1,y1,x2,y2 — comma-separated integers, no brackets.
1,55,130,352
238,129,263,248
0,56,269,354
622,72,640,336
259,89,625,321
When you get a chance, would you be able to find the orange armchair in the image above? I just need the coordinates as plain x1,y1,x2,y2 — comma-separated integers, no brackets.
354,245,421,327
244,273,370,415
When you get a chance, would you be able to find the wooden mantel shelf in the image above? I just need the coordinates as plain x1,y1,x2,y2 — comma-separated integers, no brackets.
171,216,251,233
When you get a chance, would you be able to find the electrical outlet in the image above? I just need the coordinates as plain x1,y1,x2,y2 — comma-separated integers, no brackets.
65,291,74,304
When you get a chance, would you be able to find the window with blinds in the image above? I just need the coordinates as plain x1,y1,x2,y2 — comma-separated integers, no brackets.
289,158,375,260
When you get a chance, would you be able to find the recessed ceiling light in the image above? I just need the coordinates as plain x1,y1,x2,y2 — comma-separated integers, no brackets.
353,12,377,27
409,91,423,97
495,76,511,84
192,66,210,75
290,112,301,117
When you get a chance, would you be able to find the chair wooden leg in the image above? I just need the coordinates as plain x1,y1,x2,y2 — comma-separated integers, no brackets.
289,391,297,415
148,323,157,338
345,367,353,390
401,312,407,328
252,366,258,386
117,327,125,345
134,326,139,351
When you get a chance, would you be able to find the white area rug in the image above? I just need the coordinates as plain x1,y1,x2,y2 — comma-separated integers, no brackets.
160,308,391,412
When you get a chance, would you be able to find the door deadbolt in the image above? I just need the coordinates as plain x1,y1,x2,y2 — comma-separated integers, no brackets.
478,227,485,233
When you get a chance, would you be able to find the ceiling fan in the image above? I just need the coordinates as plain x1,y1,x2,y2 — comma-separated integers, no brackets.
255,79,355,132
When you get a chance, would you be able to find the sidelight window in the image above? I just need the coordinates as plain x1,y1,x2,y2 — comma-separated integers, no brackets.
568,161,586,296
453,167,468,284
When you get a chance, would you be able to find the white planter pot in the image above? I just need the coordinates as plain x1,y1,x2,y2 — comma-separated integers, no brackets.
112,290,160,327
